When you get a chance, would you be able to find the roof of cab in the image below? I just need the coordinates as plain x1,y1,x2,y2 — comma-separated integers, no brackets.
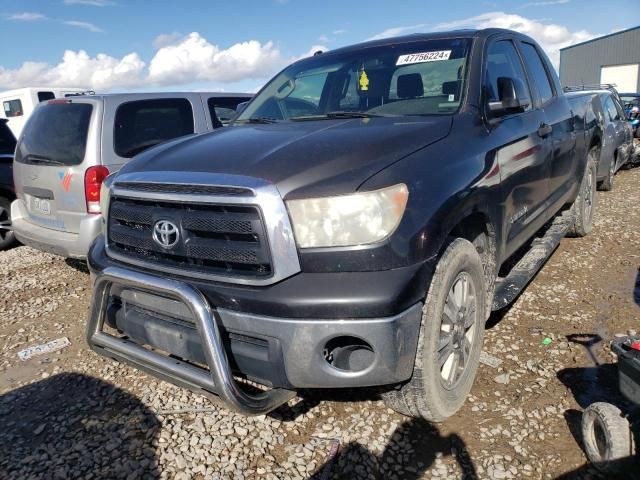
314,28,534,57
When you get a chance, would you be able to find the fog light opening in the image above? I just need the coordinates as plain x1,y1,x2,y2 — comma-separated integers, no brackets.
323,336,374,372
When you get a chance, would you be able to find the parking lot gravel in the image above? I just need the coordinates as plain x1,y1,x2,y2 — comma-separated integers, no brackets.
1,166,639,480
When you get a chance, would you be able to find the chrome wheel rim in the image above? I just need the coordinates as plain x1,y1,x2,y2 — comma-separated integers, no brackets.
0,205,10,241
584,168,594,222
438,272,477,389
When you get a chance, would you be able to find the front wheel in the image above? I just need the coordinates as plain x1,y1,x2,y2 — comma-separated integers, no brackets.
568,150,597,237
381,238,486,422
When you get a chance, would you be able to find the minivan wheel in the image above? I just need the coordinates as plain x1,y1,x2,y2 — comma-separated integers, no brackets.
381,238,486,422
568,151,597,237
0,198,15,250
599,155,616,192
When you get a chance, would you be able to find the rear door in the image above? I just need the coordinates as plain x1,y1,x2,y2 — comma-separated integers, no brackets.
13,98,101,234
484,38,552,258
517,40,576,205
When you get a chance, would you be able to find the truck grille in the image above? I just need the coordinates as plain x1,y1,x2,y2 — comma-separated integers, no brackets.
107,197,272,278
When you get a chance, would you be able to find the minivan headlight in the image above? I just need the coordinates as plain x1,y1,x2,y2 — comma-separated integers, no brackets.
286,183,409,248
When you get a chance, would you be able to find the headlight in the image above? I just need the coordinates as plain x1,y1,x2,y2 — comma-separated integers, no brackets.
286,183,409,248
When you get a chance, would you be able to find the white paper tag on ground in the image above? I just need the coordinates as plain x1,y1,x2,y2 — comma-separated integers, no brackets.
479,351,503,368
396,50,451,66
18,337,70,361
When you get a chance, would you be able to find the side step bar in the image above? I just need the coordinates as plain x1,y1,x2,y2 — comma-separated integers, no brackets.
87,266,295,415
492,211,574,311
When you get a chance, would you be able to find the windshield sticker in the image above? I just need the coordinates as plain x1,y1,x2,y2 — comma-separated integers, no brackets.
359,69,369,91
396,50,451,66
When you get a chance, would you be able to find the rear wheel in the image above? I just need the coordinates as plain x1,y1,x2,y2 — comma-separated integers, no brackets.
568,150,597,237
0,197,15,250
381,238,486,422
581,402,633,472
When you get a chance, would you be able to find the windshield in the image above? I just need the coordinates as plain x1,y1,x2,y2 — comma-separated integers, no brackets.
620,96,639,106
237,38,471,122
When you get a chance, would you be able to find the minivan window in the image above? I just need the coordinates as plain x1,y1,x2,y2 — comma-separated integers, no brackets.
519,42,554,105
3,99,23,117
114,98,195,158
16,103,93,166
237,38,472,120
37,91,55,102
485,40,532,111
207,97,250,127
0,121,16,155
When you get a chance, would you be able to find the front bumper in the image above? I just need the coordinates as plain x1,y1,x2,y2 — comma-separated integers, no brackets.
11,199,101,259
87,256,424,414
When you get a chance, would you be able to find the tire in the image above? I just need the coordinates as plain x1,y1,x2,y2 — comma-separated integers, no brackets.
599,155,615,192
0,197,15,251
381,238,486,422
581,402,633,472
568,150,597,237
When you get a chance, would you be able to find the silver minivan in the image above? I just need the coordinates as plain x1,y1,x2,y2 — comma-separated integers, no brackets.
11,92,251,258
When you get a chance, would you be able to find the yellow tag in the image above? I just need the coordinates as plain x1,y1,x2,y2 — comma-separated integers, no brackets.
359,70,369,91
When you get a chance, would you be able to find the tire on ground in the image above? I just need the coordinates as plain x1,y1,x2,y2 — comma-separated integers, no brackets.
568,149,597,237
381,238,486,422
581,402,633,472
0,197,15,250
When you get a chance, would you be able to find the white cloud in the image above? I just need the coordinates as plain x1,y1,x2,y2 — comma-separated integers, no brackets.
8,12,47,21
0,50,145,90
368,24,427,41
63,0,115,6
153,32,182,49
63,20,103,32
433,12,595,68
148,33,284,85
522,0,569,6
0,30,325,92
318,34,329,43
332,29,346,35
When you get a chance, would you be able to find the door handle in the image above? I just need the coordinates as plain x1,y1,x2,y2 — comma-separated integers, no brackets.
538,123,553,137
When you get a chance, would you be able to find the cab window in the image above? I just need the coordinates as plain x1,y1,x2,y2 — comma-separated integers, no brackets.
519,42,554,105
37,91,55,102
484,40,532,111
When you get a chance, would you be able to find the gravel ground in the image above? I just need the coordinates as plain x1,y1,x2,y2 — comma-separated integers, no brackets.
1,166,639,480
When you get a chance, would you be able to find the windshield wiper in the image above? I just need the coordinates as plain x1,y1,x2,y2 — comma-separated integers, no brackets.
23,154,64,166
233,117,279,124
290,111,393,121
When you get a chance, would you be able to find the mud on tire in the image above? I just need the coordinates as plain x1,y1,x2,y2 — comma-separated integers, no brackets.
381,238,486,422
568,149,597,237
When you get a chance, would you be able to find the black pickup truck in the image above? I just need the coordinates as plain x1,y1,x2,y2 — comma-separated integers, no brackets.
87,28,599,420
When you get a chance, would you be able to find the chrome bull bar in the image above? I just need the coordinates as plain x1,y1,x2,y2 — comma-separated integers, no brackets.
86,266,295,415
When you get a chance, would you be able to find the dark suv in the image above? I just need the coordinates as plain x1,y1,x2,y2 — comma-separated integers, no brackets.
0,118,16,249
87,29,598,421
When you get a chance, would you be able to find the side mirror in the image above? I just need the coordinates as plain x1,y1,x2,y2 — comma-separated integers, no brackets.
487,77,531,117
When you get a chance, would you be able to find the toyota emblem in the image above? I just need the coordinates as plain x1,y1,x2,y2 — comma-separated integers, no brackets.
152,220,179,249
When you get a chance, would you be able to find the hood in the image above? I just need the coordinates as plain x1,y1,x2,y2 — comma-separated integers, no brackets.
120,116,452,198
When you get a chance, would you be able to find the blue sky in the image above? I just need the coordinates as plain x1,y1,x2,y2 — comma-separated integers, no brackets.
1,0,638,93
